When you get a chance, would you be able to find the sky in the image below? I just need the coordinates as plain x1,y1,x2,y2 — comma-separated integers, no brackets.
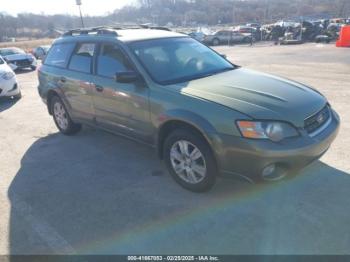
0,0,134,16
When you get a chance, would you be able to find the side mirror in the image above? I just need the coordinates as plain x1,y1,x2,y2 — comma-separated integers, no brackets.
220,54,227,59
115,71,140,83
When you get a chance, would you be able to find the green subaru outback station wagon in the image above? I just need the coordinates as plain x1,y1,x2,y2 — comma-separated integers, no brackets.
38,27,340,192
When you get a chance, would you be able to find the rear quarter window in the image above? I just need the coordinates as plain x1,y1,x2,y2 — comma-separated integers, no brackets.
68,43,95,74
44,43,75,68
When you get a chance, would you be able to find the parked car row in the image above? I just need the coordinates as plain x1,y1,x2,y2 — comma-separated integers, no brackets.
0,45,50,100
0,47,37,71
186,16,350,46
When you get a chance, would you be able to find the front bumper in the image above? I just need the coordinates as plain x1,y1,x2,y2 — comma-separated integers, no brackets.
216,109,340,182
0,77,19,97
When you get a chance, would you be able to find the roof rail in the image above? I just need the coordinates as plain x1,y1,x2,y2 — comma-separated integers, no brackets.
62,27,118,37
139,24,171,31
62,25,171,37
111,24,171,31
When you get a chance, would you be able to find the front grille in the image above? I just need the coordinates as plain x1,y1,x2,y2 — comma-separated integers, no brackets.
304,105,331,134
14,59,31,67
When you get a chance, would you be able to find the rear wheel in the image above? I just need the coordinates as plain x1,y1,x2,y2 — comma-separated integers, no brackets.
163,129,217,192
51,95,81,135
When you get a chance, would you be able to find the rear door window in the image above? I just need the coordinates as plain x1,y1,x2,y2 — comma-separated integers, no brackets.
68,43,95,74
44,43,75,68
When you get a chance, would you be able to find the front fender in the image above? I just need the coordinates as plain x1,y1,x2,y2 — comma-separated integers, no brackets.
155,109,224,161
157,109,218,134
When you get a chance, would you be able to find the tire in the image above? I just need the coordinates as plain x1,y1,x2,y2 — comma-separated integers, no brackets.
212,38,220,46
163,129,217,192
51,95,82,135
31,66,37,71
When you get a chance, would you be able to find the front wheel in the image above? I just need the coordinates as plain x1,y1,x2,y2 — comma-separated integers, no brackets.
163,129,217,192
51,96,82,135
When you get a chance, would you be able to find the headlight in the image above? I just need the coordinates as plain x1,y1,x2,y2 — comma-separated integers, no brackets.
236,120,299,142
1,71,15,80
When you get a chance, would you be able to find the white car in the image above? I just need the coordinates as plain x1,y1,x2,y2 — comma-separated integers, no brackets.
0,47,37,71
0,56,21,99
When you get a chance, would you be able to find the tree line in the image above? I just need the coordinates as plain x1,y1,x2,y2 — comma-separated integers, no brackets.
0,0,349,41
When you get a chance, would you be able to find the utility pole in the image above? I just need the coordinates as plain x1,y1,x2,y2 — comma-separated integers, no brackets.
232,4,235,25
76,0,85,28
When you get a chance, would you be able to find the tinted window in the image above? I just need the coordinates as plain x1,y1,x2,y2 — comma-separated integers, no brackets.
97,44,132,78
129,37,234,85
44,43,75,68
68,43,95,73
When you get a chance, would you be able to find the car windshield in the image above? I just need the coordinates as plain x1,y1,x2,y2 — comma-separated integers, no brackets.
0,48,25,56
129,37,234,85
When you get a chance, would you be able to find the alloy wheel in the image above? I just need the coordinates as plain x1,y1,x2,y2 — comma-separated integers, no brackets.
170,140,207,184
53,101,68,130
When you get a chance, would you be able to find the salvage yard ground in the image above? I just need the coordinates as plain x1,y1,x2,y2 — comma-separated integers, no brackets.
0,43,349,255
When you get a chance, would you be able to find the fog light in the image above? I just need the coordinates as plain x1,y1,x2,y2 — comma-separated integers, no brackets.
262,164,287,181
262,164,276,178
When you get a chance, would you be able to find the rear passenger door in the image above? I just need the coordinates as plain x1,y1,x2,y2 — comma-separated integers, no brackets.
232,32,242,42
62,42,96,122
219,31,231,44
91,42,152,142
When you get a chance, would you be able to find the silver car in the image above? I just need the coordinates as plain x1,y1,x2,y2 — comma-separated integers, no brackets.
203,30,252,45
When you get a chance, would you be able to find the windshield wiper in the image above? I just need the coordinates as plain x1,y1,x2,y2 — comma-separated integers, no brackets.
201,67,234,78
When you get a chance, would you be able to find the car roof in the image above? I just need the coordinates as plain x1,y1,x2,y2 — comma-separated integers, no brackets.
55,28,187,45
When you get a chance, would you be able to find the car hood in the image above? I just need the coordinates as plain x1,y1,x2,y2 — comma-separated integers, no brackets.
4,53,32,61
173,68,327,127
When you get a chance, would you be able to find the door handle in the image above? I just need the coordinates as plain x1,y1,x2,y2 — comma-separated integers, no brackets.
95,84,104,92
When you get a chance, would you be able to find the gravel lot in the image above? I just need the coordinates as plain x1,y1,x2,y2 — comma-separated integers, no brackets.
0,43,349,255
